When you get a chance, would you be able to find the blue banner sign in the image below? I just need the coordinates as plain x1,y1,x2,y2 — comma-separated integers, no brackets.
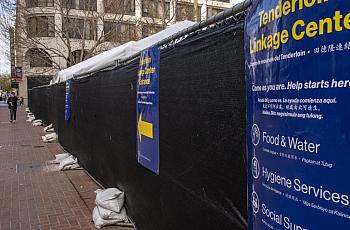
245,1,350,229
136,46,160,174
65,79,71,121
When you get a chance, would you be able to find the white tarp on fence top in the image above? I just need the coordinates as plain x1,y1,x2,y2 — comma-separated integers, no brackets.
52,20,195,84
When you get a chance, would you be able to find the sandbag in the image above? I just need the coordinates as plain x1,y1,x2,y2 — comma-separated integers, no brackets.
58,155,78,170
48,153,71,164
46,128,55,132
95,188,125,213
42,133,58,143
93,207,125,229
96,206,128,221
26,116,35,122
61,163,81,170
33,122,43,126
44,124,53,132
32,119,43,126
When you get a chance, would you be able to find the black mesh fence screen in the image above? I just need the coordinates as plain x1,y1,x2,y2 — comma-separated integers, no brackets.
27,75,53,89
28,19,247,230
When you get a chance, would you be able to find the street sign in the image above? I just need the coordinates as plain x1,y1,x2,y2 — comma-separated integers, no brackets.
136,46,160,174
65,79,71,121
15,67,22,83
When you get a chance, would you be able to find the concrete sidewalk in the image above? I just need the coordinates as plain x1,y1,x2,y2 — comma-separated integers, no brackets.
0,106,130,230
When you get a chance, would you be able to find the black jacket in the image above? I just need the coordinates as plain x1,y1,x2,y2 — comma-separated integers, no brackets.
7,96,18,110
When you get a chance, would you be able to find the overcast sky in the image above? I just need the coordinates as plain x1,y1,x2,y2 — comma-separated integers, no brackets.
0,39,10,74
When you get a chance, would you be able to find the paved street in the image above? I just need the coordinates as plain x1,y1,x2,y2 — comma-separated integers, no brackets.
0,105,129,230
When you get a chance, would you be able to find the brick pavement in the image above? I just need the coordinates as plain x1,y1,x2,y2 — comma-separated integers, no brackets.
0,104,133,230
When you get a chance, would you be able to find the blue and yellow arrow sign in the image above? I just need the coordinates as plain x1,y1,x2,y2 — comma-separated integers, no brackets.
136,46,160,175
138,112,153,142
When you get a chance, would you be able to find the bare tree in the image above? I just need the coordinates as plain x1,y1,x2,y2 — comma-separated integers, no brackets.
140,0,173,34
10,0,207,76
14,0,141,73
0,0,16,65
0,0,16,39
140,0,204,39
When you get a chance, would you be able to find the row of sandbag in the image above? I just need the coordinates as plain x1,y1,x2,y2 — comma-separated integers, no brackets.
26,108,131,228
26,112,41,126
26,108,39,124
42,124,58,143
26,109,78,170
25,108,58,143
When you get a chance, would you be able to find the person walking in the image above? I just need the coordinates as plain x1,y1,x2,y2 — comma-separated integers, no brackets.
19,96,24,106
7,92,18,123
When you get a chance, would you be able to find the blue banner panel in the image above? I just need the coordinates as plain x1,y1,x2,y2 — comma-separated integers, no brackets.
137,46,160,174
65,79,71,121
245,1,350,229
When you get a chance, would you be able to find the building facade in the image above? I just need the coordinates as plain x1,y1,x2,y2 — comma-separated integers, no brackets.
13,0,243,103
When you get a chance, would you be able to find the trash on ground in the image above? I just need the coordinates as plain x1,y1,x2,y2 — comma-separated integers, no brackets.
92,188,129,229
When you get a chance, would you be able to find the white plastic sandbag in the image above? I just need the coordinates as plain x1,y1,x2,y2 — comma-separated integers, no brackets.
58,155,78,170
46,128,55,132
93,207,125,229
44,124,53,132
96,205,128,221
62,163,81,170
95,188,125,213
49,153,71,164
32,119,43,126
41,133,58,143
26,116,35,122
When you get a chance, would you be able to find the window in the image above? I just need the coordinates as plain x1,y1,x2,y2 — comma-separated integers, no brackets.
142,25,162,38
60,0,76,9
104,0,135,15
27,16,55,37
27,49,52,68
207,7,224,18
142,0,169,19
67,50,88,67
142,0,161,18
27,75,53,89
79,0,97,11
104,22,136,43
26,0,54,7
176,3,201,21
63,17,97,40
213,0,230,3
